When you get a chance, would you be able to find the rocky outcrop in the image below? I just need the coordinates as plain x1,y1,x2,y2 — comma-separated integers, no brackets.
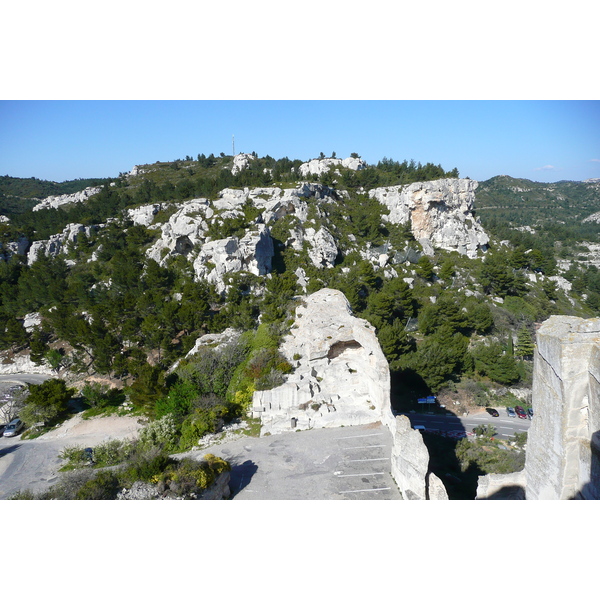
32,187,101,212
116,471,231,500
252,288,393,435
185,328,241,358
231,153,255,175
27,224,98,265
127,203,162,226
304,226,338,268
146,199,211,264
192,224,274,294
369,178,489,258
299,157,366,177
0,352,55,375
1,235,29,262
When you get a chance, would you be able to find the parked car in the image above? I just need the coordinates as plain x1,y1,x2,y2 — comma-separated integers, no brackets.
486,407,500,417
527,408,534,419
3,418,24,437
515,406,527,419
506,406,517,418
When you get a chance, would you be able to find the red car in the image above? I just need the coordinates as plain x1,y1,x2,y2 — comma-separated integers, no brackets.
514,406,527,419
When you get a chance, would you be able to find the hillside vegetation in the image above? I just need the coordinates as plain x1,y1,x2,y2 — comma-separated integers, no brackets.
1,153,599,451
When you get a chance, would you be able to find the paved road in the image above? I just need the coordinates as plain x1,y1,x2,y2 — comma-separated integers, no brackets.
182,422,402,500
402,410,531,439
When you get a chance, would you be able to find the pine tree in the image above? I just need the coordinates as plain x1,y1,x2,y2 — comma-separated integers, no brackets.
515,326,535,359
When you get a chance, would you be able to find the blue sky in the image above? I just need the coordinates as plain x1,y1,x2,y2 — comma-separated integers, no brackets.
1,100,599,183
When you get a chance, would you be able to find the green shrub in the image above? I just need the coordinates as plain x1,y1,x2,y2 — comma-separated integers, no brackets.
119,449,175,486
75,471,121,500
138,414,179,451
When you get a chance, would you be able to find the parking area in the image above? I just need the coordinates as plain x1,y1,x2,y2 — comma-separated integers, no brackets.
185,422,402,500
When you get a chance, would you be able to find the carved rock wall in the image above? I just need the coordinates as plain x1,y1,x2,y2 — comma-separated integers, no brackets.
252,289,393,435
525,316,600,499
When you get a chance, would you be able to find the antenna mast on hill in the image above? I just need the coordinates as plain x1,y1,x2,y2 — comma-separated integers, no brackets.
232,135,235,156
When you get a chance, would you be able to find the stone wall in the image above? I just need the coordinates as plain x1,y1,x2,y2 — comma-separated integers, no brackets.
525,316,600,499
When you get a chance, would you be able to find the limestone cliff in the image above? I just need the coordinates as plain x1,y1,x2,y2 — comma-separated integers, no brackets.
252,288,394,435
369,178,489,258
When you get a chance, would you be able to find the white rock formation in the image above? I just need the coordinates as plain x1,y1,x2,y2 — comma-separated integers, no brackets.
1,235,29,261
32,187,101,212
252,288,393,435
146,199,211,264
27,223,97,265
22,313,42,333
231,153,255,175
304,227,338,268
299,157,366,177
127,203,162,226
0,215,9,223
185,328,241,359
127,166,145,177
0,353,55,375
369,178,489,258
192,224,274,294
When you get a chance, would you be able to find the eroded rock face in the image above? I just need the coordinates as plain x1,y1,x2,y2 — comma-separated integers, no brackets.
192,224,274,294
127,203,162,226
252,288,393,435
304,226,338,268
369,178,489,258
146,199,211,264
1,235,29,262
27,223,98,265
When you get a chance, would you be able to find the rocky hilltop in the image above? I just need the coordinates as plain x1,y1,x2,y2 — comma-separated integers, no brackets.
7,163,490,293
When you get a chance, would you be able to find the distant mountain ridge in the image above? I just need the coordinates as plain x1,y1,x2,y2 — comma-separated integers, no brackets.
0,175,111,217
